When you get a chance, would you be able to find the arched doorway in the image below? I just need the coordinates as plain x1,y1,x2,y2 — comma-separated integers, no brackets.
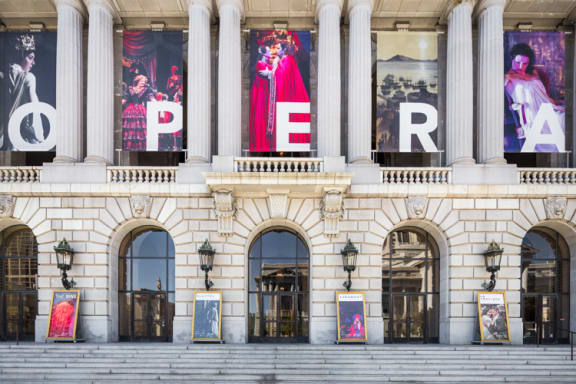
521,227,570,344
382,227,439,343
248,229,309,343
118,226,175,341
0,225,37,341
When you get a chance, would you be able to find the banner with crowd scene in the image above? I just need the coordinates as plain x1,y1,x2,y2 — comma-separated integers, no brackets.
46,290,80,340
477,291,510,342
504,32,566,153
0,32,57,152
122,31,183,152
249,30,311,153
376,32,439,153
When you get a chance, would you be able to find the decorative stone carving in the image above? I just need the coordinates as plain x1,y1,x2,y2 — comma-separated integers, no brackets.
268,192,289,219
406,196,428,219
321,190,343,235
0,195,15,217
213,190,235,236
129,195,152,218
544,197,567,219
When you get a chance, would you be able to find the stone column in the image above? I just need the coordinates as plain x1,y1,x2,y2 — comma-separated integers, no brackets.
53,0,86,163
316,0,342,158
217,0,243,157
347,0,372,164
187,0,212,163
85,0,114,164
446,1,475,165
477,0,507,164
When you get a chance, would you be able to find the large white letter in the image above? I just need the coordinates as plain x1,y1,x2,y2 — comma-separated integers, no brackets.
146,101,183,151
399,103,438,152
521,103,565,152
8,102,57,151
276,102,311,152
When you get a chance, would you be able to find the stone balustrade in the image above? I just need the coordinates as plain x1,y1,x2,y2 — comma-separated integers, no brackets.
380,167,452,184
234,157,324,173
0,167,41,183
108,166,178,183
519,168,576,184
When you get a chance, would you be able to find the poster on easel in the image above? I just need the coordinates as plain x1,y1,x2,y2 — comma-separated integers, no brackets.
477,291,511,342
46,290,80,340
336,292,368,343
191,291,222,342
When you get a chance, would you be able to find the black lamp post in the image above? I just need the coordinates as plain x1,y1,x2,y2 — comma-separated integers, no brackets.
482,240,503,291
341,239,358,291
198,239,215,290
54,238,75,290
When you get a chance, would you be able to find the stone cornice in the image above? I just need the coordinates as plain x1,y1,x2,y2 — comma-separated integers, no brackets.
52,0,88,19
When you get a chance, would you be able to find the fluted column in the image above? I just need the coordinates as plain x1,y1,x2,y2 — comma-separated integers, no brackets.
53,0,85,163
217,0,243,157
446,1,475,165
477,0,507,164
316,0,343,157
187,0,212,162
85,0,114,164
347,0,372,164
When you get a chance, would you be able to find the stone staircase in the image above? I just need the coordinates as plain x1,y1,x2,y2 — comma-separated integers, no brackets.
0,343,575,383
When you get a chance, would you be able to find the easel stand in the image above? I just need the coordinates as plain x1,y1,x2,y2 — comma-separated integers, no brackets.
335,340,367,345
191,340,225,344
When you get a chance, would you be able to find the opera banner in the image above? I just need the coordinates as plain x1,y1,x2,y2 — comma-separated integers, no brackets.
249,30,311,153
504,32,566,153
122,31,183,152
0,32,57,152
46,290,80,340
376,32,438,152
192,291,222,342
336,292,368,342
477,291,510,342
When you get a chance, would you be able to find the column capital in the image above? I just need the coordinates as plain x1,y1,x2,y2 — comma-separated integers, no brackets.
347,0,373,14
316,0,343,17
52,0,87,18
189,0,213,15
475,0,507,17
442,0,475,23
83,0,120,21
216,0,243,15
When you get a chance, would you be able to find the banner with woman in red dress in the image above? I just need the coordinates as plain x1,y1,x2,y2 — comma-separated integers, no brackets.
46,290,80,340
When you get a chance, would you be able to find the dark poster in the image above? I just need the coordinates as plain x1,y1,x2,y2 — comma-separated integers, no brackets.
504,32,566,153
46,290,80,340
477,291,510,342
122,31,183,151
249,30,311,153
0,32,57,151
336,292,368,342
192,291,222,341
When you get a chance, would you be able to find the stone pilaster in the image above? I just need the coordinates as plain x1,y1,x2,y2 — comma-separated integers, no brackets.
316,0,343,157
477,0,507,164
347,0,372,164
85,0,115,164
446,1,475,165
187,0,212,163
53,0,86,163
217,0,243,157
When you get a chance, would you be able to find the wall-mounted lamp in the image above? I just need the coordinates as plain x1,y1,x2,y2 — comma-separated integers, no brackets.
198,239,215,290
150,21,166,31
273,21,288,30
54,238,75,290
517,22,533,32
395,21,410,32
341,239,358,291
28,22,45,32
482,240,503,291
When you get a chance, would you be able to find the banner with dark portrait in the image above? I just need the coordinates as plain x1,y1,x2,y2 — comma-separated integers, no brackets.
122,31,183,152
376,32,439,153
0,32,57,151
336,292,368,342
249,30,311,153
504,32,566,153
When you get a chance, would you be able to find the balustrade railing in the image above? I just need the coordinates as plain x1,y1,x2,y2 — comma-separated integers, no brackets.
0,167,40,183
234,157,323,173
108,167,177,183
381,167,452,184
519,169,576,184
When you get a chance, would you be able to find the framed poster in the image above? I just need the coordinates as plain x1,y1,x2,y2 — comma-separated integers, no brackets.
477,291,511,342
191,291,222,342
336,292,368,342
46,290,80,340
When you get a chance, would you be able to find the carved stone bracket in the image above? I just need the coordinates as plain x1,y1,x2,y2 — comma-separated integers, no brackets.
321,190,344,236
544,197,567,219
214,190,236,236
129,195,152,218
406,196,428,219
0,195,15,218
268,190,289,219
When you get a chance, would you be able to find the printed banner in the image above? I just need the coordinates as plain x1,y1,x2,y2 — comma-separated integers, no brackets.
122,31,183,151
477,291,510,342
0,32,57,151
504,32,566,153
249,30,311,152
192,291,222,341
46,290,80,340
336,292,368,342
376,32,439,153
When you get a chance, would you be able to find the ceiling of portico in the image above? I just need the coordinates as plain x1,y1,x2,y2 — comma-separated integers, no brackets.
0,0,575,29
